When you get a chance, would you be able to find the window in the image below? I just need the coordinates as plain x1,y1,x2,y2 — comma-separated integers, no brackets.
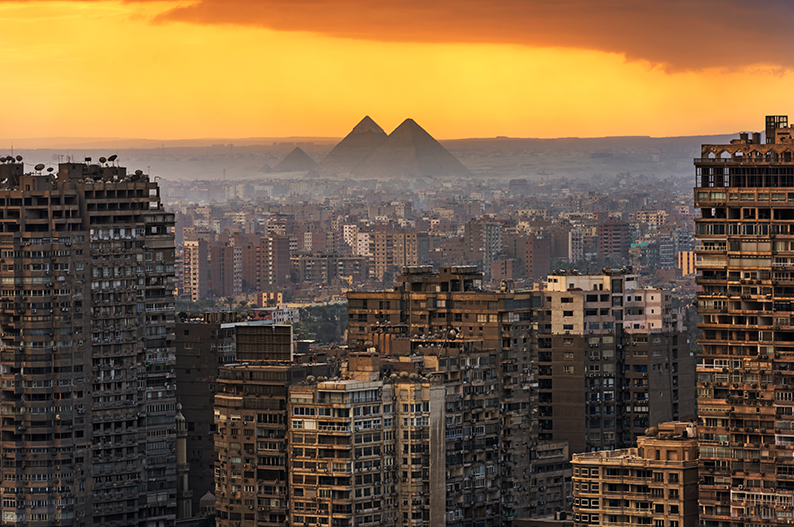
563,366,574,374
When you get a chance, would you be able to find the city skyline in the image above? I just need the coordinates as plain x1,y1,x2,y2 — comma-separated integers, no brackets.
3,1,794,142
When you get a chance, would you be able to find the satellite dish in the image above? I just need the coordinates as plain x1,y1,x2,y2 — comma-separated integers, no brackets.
0,157,5,163
108,154,117,162
46,167,54,173
15,155,22,162
84,157,91,163
135,170,143,176
34,164,45,171
99,157,107,164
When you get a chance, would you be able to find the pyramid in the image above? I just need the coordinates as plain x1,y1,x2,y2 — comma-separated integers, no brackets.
320,116,388,173
352,118,470,178
273,147,317,172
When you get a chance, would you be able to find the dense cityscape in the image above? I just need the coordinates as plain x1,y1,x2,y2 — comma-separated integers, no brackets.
0,110,790,527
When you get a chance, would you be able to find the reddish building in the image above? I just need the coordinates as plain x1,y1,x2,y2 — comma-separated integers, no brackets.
524,234,550,281
503,232,551,281
597,220,631,261
232,233,260,291
257,235,290,289
209,244,242,297
491,258,519,281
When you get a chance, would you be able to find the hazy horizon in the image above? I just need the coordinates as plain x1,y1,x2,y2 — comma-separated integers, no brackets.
0,130,742,151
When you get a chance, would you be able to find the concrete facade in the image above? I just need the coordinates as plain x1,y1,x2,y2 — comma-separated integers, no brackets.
538,270,695,453
286,377,446,527
694,116,794,527
0,160,177,526
346,266,548,523
571,422,699,527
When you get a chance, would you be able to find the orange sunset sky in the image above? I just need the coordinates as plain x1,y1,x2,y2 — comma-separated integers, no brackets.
2,0,794,142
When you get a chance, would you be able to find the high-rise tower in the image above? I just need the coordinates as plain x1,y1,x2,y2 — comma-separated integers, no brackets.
0,159,176,526
694,116,794,527
347,266,541,523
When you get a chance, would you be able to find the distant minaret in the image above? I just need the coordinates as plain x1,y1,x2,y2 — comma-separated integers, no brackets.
175,403,193,519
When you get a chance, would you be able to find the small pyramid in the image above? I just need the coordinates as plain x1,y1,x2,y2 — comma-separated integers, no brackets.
352,118,469,178
320,116,388,174
273,147,317,172
258,163,272,173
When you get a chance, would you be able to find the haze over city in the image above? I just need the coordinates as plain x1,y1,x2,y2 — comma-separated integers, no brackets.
5,3,794,527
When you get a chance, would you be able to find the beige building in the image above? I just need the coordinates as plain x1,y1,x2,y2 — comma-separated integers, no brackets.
183,238,208,301
694,116,794,527
539,270,695,453
213,363,308,527
286,376,446,527
571,422,699,527
676,251,696,277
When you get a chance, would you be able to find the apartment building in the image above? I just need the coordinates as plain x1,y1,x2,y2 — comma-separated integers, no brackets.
413,339,570,521
368,232,429,281
538,270,695,453
175,315,237,514
290,254,369,286
286,376,446,527
464,220,502,276
0,159,177,526
183,239,209,301
597,221,631,261
213,364,306,527
694,115,794,527
257,235,290,290
210,244,243,297
347,266,542,523
571,422,698,527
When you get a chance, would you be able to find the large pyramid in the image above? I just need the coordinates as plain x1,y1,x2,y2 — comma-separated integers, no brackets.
273,147,318,172
352,118,470,178
320,116,388,174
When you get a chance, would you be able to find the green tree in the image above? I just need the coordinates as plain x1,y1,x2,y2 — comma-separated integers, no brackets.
293,303,348,345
